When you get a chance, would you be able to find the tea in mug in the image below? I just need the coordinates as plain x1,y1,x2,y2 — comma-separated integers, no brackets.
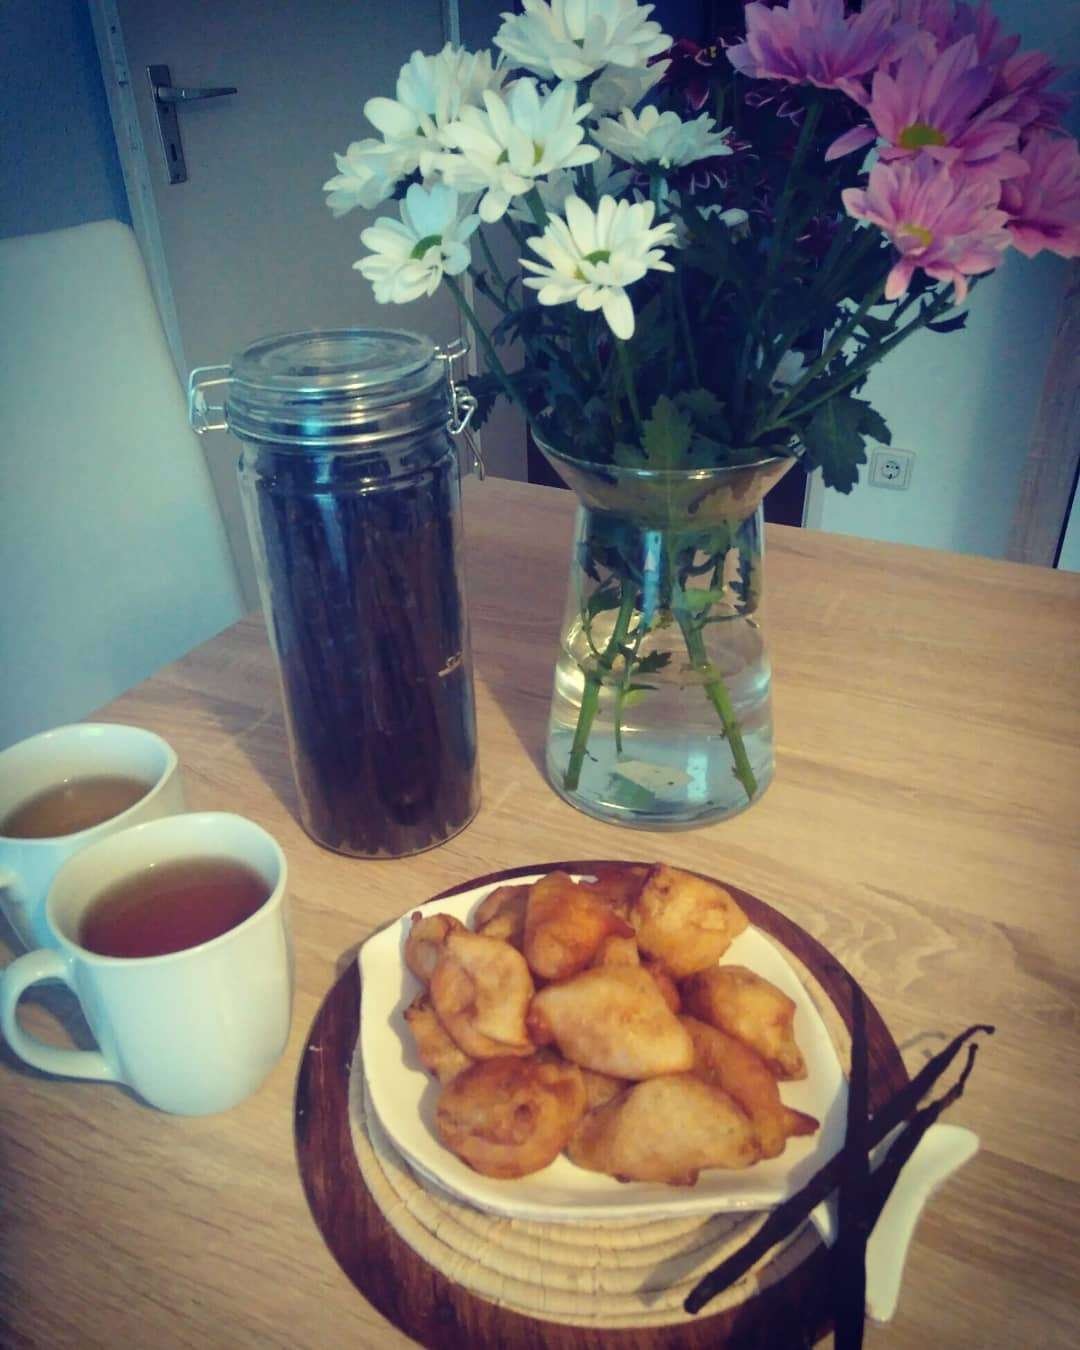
79,857,269,958
0,775,151,839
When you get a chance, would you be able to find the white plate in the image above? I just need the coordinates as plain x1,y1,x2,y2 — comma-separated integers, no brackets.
359,873,847,1223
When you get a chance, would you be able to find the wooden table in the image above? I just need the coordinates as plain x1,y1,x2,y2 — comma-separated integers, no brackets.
2,478,1078,1349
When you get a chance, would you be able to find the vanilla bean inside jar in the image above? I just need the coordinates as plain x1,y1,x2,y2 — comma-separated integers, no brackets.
191,329,479,858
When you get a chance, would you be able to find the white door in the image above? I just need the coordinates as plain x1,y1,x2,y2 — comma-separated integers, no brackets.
96,0,525,606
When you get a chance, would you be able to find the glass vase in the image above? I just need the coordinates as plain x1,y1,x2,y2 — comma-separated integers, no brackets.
539,441,794,829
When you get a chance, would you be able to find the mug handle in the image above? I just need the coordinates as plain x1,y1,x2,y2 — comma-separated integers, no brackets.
0,949,118,1081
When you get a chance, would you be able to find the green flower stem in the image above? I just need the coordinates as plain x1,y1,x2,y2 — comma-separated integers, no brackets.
765,217,866,365
477,227,510,297
766,98,822,285
443,272,524,416
756,287,955,438
468,266,512,314
501,212,537,264
613,610,649,755
674,271,701,387
677,612,758,804
759,279,888,432
730,329,756,432
578,160,598,207
564,583,637,793
525,186,548,230
616,340,643,433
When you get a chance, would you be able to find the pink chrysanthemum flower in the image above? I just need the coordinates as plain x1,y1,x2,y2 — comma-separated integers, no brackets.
727,0,900,106
895,0,1019,67
890,3,1065,132
994,50,1071,135
1000,133,1080,260
842,157,1011,302
948,0,1021,68
827,35,1024,177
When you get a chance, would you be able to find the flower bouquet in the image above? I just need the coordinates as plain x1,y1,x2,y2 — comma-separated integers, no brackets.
325,0,1078,828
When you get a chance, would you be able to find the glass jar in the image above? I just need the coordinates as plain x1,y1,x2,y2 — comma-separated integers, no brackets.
190,329,479,858
538,438,793,829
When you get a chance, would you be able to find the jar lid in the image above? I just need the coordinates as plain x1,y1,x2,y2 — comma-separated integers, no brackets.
191,328,450,447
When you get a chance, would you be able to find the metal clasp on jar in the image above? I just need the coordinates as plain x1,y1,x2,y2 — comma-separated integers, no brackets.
435,338,484,480
187,366,233,435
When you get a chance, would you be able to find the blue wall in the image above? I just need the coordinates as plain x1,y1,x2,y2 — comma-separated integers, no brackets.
0,0,128,240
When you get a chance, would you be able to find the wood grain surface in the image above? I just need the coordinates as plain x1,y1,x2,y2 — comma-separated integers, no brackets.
2,477,1078,1350
295,864,907,1349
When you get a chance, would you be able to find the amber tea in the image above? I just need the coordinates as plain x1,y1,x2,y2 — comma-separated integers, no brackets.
78,857,269,958
1,775,151,839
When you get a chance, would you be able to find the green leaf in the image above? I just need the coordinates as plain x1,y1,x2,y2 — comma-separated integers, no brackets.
465,371,503,432
613,440,648,469
800,394,874,493
634,650,673,676
680,588,731,614
926,312,969,334
675,387,725,426
854,399,891,446
585,584,622,620
642,394,694,469
691,435,764,466
675,388,733,444
625,294,669,366
854,311,894,340
606,773,659,812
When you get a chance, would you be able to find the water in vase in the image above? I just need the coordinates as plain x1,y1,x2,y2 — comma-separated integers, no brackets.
546,610,774,828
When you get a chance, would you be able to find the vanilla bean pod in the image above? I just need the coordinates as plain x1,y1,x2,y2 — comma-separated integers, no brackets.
247,436,478,857
863,1042,981,1232
684,1022,995,1316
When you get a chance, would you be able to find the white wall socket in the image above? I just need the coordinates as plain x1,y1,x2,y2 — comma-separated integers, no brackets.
869,447,915,491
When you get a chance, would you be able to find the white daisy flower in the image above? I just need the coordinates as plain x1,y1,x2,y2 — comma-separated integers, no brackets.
588,60,669,118
508,151,633,224
324,45,504,216
494,0,671,82
440,80,599,223
365,44,508,178
356,183,479,304
521,194,676,340
323,139,414,216
594,106,733,169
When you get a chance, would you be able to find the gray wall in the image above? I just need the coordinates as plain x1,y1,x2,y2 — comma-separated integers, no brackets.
0,0,128,240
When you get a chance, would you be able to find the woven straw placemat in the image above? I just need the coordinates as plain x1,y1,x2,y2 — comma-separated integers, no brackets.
347,947,850,1330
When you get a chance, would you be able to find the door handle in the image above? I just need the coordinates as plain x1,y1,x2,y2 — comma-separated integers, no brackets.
154,83,237,104
146,64,236,186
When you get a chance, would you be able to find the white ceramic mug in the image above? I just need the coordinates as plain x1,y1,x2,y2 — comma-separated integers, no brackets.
0,723,186,950
0,812,292,1115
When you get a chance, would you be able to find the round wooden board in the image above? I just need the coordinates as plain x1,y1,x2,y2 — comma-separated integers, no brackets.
295,862,908,1349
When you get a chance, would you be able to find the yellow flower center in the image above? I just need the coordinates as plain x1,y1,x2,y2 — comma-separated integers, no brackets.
583,249,611,265
533,141,544,166
898,121,948,150
899,221,933,249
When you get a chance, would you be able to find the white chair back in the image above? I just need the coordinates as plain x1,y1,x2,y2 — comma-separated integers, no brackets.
0,221,244,748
